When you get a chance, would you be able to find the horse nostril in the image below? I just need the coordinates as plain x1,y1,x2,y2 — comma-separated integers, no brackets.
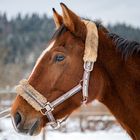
14,112,22,127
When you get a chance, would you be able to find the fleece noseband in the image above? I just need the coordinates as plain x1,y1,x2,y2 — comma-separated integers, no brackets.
16,20,98,129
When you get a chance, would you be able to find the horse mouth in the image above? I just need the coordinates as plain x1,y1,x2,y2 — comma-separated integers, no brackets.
28,119,40,136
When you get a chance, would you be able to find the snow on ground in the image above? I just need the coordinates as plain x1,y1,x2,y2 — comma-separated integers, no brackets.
0,131,131,140
0,118,131,140
48,131,131,140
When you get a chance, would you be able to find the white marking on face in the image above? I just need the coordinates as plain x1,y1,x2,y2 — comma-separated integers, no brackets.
28,40,56,79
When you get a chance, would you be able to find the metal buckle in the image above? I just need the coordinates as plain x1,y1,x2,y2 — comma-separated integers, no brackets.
84,61,94,72
45,102,54,112
41,102,54,115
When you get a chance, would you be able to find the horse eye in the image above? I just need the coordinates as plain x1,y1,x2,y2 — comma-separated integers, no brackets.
55,55,65,62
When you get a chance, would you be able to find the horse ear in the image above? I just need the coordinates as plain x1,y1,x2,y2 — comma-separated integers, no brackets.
52,8,63,29
60,3,86,42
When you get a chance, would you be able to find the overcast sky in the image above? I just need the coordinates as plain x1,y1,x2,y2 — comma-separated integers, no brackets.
0,0,140,27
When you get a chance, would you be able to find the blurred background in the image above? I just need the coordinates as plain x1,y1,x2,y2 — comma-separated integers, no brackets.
0,0,139,140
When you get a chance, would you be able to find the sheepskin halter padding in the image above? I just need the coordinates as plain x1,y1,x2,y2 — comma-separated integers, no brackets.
83,20,98,62
16,79,47,111
15,20,99,113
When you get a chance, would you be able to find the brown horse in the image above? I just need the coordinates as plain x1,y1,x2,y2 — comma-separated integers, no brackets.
11,3,140,140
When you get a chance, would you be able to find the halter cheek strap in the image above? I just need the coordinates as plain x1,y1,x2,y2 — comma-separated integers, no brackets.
15,20,98,129
82,20,98,103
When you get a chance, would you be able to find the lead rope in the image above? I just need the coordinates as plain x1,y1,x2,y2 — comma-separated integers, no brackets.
0,107,11,119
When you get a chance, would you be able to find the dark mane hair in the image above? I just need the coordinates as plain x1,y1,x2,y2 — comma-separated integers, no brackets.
107,33,140,58
95,21,140,58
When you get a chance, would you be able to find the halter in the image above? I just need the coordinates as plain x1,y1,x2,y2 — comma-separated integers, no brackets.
16,20,98,129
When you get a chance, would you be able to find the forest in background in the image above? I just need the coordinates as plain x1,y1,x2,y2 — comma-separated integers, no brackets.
0,13,140,88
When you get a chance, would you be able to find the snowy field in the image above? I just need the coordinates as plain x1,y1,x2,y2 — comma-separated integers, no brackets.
0,118,131,140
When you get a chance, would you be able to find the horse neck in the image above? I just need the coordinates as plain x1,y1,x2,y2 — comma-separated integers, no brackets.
89,29,140,140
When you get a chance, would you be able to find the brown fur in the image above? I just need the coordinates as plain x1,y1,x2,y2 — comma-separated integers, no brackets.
11,3,140,139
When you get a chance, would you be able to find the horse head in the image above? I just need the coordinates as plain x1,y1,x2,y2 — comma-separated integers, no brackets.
10,3,99,135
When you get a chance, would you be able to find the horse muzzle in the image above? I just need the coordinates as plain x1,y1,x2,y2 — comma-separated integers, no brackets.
11,111,42,136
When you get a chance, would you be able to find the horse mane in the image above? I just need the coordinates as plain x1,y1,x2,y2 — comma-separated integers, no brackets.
107,32,140,58
50,20,140,59
95,21,140,58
